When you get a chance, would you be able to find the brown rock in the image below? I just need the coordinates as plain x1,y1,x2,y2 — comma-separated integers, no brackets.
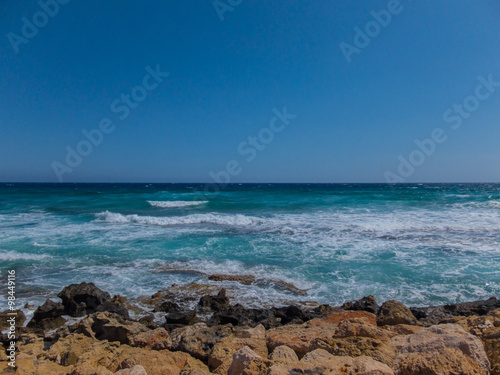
269,345,299,363
267,350,394,375
377,300,418,326
114,365,147,375
170,323,232,362
227,346,269,375
133,328,172,350
208,332,267,372
393,323,491,374
266,310,377,358
88,312,150,346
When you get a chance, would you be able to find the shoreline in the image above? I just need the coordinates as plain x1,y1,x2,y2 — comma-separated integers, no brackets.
1,281,499,374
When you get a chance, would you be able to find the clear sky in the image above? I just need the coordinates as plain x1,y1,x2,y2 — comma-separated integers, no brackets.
1,0,499,183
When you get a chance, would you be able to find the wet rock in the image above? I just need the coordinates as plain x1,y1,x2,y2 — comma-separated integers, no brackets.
208,274,256,285
166,309,197,325
392,323,491,375
342,295,380,314
153,300,180,313
209,303,278,328
58,282,111,317
170,323,232,362
377,300,418,326
272,305,307,325
96,300,130,320
412,297,500,326
198,289,230,314
0,309,26,330
138,314,156,329
27,300,66,331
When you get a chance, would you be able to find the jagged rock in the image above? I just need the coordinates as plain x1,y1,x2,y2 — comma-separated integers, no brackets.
198,289,230,313
267,350,394,375
58,282,111,317
208,274,256,285
27,299,66,331
209,304,278,328
153,301,180,313
237,324,266,339
138,314,156,329
412,297,500,327
342,295,380,314
166,309,197,325
266,311,377,358
392,323,491,374
133,328,172,350
170,323,232,361
114,365,147,375
0,309,26,331
227,346,269,375
96,300,130,320
269,345,299,363
87,312,150,346
208,329,267,372
377,300,418,326
272,305,308,325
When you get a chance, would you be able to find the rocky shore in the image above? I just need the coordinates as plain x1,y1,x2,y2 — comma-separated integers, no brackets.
1,282,500,375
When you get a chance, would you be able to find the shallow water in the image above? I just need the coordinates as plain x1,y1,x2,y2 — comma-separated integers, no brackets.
0,183,499,311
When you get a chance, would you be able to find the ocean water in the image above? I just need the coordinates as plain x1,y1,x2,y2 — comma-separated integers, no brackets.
0,183,499,313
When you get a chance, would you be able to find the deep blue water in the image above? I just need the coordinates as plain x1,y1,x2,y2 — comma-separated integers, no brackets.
0,183,499,312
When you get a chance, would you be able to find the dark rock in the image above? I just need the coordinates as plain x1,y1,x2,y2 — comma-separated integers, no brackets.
27,300,65,331
96,300,130,320
57,282,111,317
443,297,500,316
166,309,197,325
411,297,500,326
138,314,156,328
342,295,379,314
198,289,230,313
208,274,256,285
272,305,306,325
313,304,336,316
153,301,180,313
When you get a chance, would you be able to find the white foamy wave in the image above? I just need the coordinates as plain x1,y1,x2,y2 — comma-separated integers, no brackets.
33,242,61,248
148,200,208,208
0,251,50,261
95,211,263,227
488,201,500,208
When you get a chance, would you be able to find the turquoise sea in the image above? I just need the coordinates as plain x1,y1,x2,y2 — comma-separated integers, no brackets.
1,183,499,312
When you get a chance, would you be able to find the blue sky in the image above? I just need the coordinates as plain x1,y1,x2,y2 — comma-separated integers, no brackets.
1,0,499,183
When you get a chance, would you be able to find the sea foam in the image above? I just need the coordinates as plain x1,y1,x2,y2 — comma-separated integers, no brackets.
95,211,263,226
0,250,49,261
148,200,208,208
